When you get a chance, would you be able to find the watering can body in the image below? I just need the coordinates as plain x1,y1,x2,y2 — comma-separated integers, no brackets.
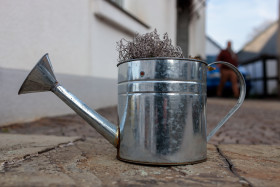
19,55,246,165
117,59,208,164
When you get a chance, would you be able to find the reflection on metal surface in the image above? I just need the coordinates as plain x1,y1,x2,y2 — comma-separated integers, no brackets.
118,59,208,164
18,54,57,94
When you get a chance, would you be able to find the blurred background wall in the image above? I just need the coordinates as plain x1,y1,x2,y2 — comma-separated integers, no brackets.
0,0,206,126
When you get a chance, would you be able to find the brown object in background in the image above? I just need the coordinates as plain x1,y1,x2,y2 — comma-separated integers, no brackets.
216,41,239,97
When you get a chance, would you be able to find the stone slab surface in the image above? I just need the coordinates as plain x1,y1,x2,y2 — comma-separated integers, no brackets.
0,136,279,187
0,134,81,164
0,137,239,186
0,98,279,186
219,144,280,187
206,99,280,145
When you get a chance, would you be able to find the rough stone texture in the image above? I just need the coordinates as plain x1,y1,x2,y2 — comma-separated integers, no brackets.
1,137,279,186
3,98,280,145
0,138,239,186
219,144,280,187
207,99,280,145
0,134,80,163
0,107,117,139
0,98,280,186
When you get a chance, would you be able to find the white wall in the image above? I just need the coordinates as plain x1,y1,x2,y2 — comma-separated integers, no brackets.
188,1,206,59
0,0,91,76
0,0,181,125
124,0,177,43
91,22,132,79
0,67,117,126
0,0,207,125
90,0,148,79
90,0,177,79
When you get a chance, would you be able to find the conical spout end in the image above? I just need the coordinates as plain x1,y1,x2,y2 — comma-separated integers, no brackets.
18,54,57,95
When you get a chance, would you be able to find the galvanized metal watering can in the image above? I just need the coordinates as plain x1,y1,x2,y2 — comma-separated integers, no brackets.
19,54,246,165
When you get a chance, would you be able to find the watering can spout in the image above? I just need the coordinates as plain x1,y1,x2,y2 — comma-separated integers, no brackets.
18,54,119,147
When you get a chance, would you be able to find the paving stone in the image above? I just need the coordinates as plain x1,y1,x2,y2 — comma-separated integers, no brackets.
0,98,279,186
2,136,279,186
0,133,81,164
0,137,244,187
218,144,280,187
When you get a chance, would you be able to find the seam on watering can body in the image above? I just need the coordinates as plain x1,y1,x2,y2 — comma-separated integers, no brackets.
116,57,208,67
118,92,206,95
118,79,206,85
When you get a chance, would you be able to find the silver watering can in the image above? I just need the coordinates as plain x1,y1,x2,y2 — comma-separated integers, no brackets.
19,54,246,165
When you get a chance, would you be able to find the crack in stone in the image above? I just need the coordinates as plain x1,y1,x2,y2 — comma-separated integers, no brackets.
0,137,85,173
215,145,253,187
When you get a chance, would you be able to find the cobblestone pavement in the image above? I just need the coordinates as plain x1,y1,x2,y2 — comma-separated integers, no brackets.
2,98,280,145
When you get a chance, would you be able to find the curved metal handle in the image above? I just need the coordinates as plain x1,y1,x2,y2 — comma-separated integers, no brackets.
207,61,246,142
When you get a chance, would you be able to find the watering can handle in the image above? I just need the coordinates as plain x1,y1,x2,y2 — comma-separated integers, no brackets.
206,61,246,142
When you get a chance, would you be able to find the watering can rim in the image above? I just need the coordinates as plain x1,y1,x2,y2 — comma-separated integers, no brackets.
117,57,207,67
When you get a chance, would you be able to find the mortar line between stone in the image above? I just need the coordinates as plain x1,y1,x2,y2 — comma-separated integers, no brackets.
215,145,253,187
